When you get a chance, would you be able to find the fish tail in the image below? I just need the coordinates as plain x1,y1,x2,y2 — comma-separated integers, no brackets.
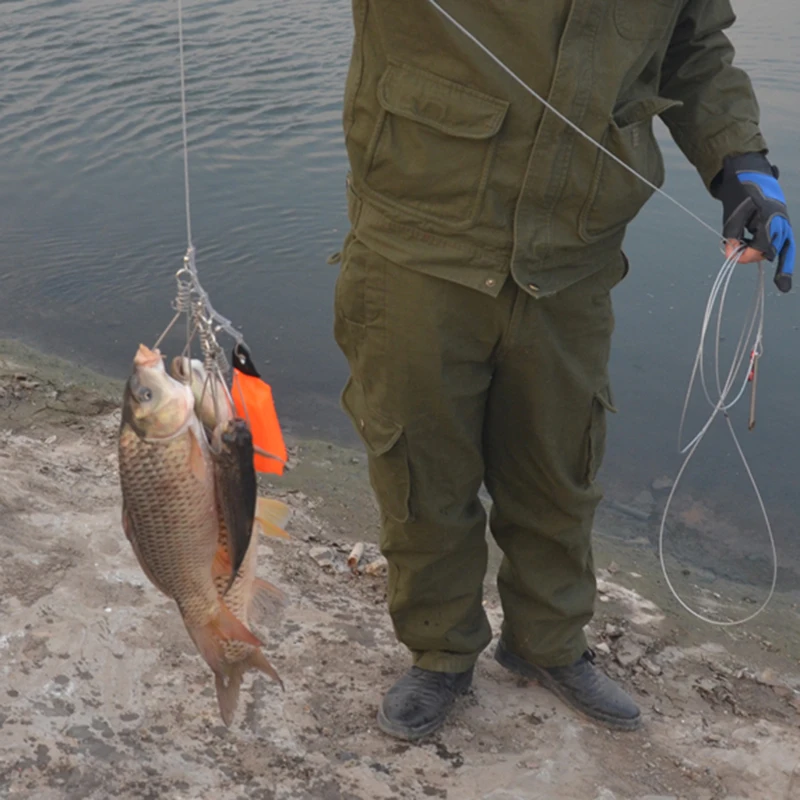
247,647,284,691
187,602,262,674
213,646,283,726
215,669,244,727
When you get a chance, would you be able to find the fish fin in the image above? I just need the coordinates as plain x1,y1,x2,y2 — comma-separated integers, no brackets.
214,671,243,728
213,646,282,726
246,647,284,690
187,603,262,674
255,497,291,539
188,424,208,483
213,548,239,597
216,600,262,647
211,547,233,581
254,577,286,605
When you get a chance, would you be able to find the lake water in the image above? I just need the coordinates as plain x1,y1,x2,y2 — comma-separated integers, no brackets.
2,0,799,591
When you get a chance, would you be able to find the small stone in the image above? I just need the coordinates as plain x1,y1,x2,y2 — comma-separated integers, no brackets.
604,623,623,638
651,475,674,491
629,632,655,648
632,490,655,511
595,642,611,656
640,657,662,676
309,546,336,570
754,721,771,737
756,668,778,686
615,641,645,668
607,561,619,574
363,556,388,576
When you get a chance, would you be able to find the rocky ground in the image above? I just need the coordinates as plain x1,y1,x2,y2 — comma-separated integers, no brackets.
1,338,800,800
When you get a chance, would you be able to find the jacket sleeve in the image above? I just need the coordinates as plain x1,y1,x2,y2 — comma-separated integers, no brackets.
658,0,768,190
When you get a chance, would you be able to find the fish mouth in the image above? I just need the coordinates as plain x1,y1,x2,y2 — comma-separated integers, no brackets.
134,344,163,369
171,356,190,382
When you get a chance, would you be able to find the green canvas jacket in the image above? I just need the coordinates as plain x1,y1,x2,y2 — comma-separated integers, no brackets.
341,0,768,297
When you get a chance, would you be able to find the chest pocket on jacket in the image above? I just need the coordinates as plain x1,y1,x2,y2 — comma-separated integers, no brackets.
615,0,678,40
362,62,509,229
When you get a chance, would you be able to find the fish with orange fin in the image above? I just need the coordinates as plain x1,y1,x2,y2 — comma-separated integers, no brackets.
117,344,263,684
170,353,291,724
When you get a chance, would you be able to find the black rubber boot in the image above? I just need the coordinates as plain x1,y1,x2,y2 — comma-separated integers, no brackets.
495,639,641,731
377,665,474,741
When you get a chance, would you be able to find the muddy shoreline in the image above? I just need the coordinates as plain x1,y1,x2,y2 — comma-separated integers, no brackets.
1,338,799,799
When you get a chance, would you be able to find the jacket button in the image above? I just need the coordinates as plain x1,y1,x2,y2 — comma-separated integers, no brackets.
485,278,496,288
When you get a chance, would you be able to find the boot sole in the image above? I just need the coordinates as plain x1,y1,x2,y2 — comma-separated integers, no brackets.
494,641,642,732
376,706,450,742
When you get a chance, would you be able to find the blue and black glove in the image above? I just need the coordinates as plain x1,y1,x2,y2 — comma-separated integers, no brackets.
711,152,795,293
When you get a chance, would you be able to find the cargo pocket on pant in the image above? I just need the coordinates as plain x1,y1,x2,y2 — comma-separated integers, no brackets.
341,377,412,523
333,238,384,366
586,385,617,485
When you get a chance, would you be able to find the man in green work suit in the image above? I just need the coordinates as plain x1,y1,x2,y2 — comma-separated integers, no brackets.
333,0,795,740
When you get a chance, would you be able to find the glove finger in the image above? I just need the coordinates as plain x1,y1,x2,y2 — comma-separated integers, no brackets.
722,199,756,241
749,215,777,260
777,230,796,278
769,216,792,270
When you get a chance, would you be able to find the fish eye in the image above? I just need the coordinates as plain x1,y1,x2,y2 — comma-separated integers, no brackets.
137,387,153,402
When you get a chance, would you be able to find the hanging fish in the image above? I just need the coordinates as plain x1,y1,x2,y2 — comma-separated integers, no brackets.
117,344,262,678
170,352,291,724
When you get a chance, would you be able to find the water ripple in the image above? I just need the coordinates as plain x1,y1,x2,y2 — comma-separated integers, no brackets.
0,0,351,168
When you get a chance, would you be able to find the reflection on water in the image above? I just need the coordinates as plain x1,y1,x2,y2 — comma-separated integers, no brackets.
2,0,799,589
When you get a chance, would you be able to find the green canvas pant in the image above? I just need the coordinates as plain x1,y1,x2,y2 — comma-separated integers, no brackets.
333,235,627,672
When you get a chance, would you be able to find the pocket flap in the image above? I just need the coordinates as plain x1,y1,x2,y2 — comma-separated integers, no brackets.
377,62,509,139
341,377,403,456
613,96,683,129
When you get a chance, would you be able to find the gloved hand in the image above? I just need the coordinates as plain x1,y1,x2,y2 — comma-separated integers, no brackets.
712,152,795,293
